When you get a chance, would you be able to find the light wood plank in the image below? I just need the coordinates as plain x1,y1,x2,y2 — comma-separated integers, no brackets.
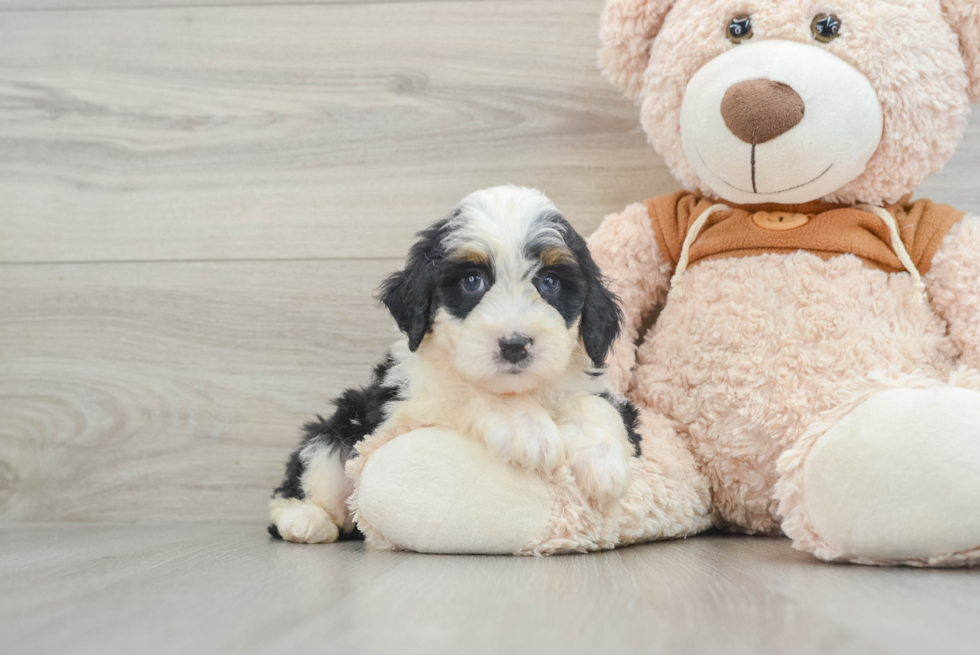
0,0,524,11
0,259,399,522
0,0,668,264
2,524,979,655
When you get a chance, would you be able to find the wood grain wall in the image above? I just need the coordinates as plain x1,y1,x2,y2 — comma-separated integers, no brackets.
2,0,978,523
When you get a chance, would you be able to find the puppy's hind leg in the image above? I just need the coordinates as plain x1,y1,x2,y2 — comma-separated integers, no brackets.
270,444,350,544
269,353,401,543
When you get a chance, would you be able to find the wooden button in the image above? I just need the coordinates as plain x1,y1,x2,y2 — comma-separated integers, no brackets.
752,211,810,231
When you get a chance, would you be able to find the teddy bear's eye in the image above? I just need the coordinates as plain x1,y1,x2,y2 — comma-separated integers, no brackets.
727,16,753,44
811,14,842,43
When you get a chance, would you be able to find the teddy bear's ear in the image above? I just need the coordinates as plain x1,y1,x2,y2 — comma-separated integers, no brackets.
599,0,675,101
941,0,980,103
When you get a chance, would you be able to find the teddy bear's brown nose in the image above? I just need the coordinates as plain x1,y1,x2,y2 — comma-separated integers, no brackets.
720,79,806,145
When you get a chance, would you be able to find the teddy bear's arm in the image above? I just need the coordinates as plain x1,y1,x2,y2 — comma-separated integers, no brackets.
925,215,980,370
587,203,673,394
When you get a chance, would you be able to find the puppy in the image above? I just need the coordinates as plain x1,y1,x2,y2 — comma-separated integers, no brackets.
269,186,641,544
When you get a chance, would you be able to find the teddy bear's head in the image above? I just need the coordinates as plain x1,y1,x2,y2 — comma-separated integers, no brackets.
600,0,980,206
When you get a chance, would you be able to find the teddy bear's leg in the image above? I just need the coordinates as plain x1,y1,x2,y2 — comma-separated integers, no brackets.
350,410,715,555
613,408,715,546
353,427,556,554
777,376,980,566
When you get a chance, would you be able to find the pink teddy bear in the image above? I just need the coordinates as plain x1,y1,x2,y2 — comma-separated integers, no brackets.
346,0,980,566
587,0,980,566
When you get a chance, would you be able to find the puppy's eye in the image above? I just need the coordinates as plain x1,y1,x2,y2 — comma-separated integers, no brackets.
537,274,560,297
811,14,841,43
460,272,485,294
727,15,753,44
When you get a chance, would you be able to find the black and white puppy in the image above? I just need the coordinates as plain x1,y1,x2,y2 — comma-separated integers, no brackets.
269,186,640,544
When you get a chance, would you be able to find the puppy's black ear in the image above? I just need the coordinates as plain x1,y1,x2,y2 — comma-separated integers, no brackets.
378,218,448,351
565,226,623,367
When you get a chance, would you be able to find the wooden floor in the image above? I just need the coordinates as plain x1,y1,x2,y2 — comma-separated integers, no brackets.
2,524,979,655
2,2,980,652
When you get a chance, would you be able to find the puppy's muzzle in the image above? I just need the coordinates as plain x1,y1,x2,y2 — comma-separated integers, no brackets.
498,334,532,364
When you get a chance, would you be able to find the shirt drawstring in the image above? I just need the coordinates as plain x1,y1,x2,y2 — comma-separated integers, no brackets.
667,202,927,304
668,203,730,298
856,204,926,303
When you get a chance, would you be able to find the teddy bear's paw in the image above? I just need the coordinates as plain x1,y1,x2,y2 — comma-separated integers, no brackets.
564,423,632,507
802,387,980,563
275,503,340,544
482,409,563,474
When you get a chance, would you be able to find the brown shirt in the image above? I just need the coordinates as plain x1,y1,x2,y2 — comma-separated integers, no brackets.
645,191,964,275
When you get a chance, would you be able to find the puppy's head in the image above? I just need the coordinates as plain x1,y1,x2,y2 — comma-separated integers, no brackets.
380,186,621,394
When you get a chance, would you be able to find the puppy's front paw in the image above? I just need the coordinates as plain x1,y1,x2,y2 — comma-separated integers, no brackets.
276,503,340,544
563,424,632,507
483,410,563,474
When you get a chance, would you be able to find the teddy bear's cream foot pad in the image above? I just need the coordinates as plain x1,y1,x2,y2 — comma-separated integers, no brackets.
803,388,980,563
356,428,554,554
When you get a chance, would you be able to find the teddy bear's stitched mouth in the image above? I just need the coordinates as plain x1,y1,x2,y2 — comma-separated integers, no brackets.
696,145,834,196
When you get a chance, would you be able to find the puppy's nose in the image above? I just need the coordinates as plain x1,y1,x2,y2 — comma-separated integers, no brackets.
499,334,532,364
720,79,805,145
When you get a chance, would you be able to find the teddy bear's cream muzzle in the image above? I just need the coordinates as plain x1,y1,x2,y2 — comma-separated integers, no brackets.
681,39,884,206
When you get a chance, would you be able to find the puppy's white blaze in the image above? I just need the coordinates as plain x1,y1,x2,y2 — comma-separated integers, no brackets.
446,185,566,281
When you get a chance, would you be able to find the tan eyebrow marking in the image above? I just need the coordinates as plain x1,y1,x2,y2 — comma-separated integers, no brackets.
450,249,491,265
540,246,575,267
